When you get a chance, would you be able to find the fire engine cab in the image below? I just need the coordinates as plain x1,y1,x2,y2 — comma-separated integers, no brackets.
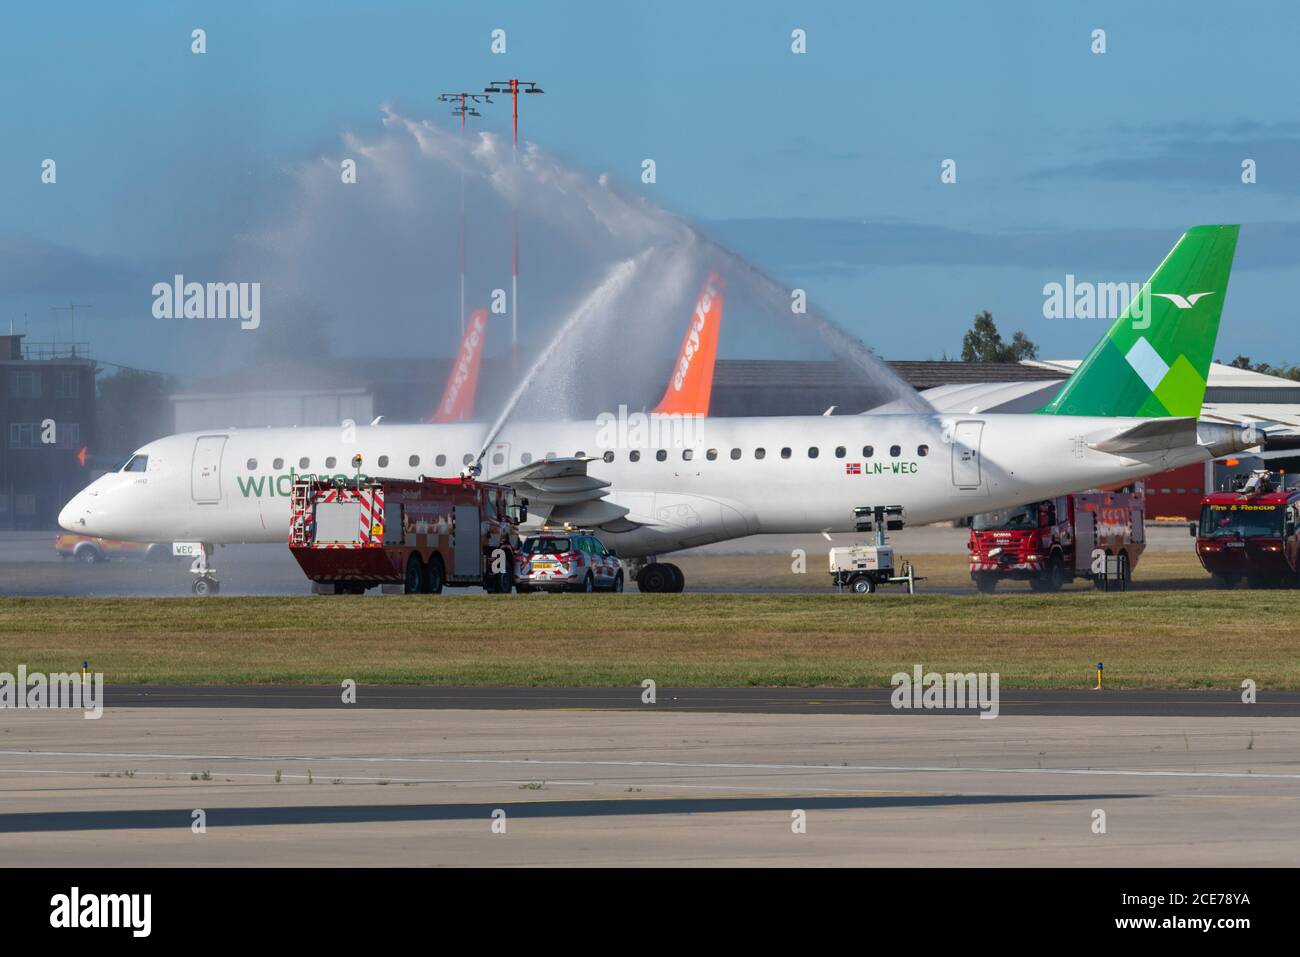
1194,470,1300,588
969,490,1145,593
289,475,523,594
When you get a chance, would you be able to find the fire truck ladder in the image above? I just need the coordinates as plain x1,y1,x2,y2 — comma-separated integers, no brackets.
290,479,313,545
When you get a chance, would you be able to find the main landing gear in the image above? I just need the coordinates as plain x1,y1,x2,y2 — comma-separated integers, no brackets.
634,560,685,593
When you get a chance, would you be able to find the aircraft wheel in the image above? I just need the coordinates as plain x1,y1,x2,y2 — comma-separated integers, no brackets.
192,577,218,596
665,563,685,592
637,563,672,593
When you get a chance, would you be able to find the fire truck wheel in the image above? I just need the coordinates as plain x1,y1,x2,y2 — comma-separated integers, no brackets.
665,563,685,592
973,573,998,594
637,563,672,593
423,556,445,594
404,554,426,594
849,574,875,595
611,571,624,593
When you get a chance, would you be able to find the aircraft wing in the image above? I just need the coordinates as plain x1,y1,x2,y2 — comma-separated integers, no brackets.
1087,417,1199,454
491,456,635,528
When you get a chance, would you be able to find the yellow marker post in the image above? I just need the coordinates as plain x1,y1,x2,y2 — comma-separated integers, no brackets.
1094,661,1103,690
81,660,89,684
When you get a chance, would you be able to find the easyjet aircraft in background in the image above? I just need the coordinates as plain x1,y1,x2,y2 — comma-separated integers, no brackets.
61,228,1261,592
432,307,489,423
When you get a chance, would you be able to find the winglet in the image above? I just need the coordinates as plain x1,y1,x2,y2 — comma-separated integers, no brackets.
432,308,489,423
652,271,724,416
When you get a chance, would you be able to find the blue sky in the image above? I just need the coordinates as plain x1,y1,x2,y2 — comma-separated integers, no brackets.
3,0,1299,373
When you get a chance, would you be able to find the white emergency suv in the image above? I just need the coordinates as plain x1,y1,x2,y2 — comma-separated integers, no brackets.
515,528,624,593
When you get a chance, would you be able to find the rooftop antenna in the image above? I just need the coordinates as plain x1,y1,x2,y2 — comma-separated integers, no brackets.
50,303,92,357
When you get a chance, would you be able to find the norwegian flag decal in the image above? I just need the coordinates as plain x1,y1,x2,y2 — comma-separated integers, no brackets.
845,462,862,475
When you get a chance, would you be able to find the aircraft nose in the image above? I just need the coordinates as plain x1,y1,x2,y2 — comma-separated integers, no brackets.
59,491,91,532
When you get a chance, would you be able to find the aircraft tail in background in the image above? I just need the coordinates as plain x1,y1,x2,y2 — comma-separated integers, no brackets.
652,271,724,416
432,308,489,423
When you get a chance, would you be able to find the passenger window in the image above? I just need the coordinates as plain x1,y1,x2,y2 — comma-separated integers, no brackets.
546,451,556,459
603,451,614,463
299,457,310,470
575,451,586,458
683,449,694,461
808,447,819,459
835,446,846,459
863,446,873,458
706,449,718,461
730,448,741,460
409,455,420,467
780,447,791,459
246,458,257,470
519,453,530,465
492,452,504,465
917,445,929,457
630,450,641,462
889,445,900,457
463,453,474,465
378,455,389,467
325,457,336,469
655,450,667,462
755,448,766,460
273,457,284,470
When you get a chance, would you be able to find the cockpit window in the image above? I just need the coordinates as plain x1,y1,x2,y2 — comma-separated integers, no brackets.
123,454,149,473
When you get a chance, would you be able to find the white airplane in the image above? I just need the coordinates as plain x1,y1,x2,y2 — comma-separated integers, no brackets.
60,226,1258,592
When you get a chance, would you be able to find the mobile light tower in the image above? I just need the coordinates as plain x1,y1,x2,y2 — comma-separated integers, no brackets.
437,92,493,336
483,79,544,367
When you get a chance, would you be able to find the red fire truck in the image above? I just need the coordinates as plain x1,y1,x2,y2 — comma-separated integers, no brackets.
1194,470,1300,589
969,490,1146,593
289,475,523,594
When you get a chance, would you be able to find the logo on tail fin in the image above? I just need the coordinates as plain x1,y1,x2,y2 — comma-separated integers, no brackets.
653,272,724,416
1153,291,1216,310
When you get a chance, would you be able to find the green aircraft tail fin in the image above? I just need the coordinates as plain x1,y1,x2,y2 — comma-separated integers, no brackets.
1037,224,1239,417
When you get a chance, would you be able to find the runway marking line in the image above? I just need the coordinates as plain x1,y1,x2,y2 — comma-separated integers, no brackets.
3,750,1299,781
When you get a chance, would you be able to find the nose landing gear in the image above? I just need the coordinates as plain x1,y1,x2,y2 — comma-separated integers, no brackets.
183,543,220,596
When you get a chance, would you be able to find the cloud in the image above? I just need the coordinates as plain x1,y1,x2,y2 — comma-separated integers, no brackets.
1029,120,1300,188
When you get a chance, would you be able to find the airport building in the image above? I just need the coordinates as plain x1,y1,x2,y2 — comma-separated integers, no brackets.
0,334,98,529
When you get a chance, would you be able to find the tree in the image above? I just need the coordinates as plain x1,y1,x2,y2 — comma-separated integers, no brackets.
960,311,1039,363
1226,354,1300,381
96,368,178,460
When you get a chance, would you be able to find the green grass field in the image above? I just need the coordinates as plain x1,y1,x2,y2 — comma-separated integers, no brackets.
2,577,1296,688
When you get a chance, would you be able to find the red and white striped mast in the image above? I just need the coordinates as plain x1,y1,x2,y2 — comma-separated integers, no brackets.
484,79,544,368
437,91,492,336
